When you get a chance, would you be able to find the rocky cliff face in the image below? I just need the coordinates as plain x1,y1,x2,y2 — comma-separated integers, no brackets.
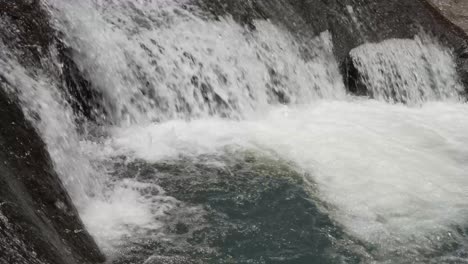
0,1,105,263
429,0,468,33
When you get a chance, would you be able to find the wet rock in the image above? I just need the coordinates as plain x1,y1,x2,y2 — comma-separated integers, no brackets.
455,43,468,97
0,0,53,66
1,0,109,125
56,42,108,124
342,37,465,102
427,0,468,33
0,1,105,263
194,0,268,29
342,55,369,97
0,87,105,264
196,0,468,97
303,0,468,97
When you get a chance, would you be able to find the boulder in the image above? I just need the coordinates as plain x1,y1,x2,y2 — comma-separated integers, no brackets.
195,0,468,97
344,38,465,103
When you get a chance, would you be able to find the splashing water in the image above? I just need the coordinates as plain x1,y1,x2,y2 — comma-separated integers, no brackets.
0,40,103,206
104,100,468,255
2,0,467,262
46,0,345,124
350,37,464,104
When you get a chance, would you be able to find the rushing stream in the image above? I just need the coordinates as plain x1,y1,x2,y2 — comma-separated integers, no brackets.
1,0,468,263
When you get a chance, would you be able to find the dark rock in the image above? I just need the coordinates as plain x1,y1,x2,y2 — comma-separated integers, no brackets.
0,87,105,264
195,0,468,97
0,0,53,66
455,43,468,97
342,55,369,97
427,0,468,33
309,0,468,97
0,0,105,263
56,41,108,124
194,0,268,29
343,37,467,101
1,0,109,125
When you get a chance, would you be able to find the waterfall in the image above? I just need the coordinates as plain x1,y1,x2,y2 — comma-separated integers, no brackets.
46,0,345,124
349,37,463,103
1,0,468,263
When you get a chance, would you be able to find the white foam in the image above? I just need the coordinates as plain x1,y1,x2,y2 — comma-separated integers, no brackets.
14,0,466,257
0,41,103,206
46,0,344,124
0,39,173,254
80,179,179,252
350,37,464,104
105,100,468,252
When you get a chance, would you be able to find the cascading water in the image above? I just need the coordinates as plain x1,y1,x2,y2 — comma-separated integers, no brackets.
1,0,468,263
46,0,345,124
349,37,464,103
0,38,103,206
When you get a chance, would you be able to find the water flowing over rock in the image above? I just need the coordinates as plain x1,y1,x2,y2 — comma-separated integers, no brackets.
195,0,468,98
0,0,104,263
0,88,105,264
346,37,463,103
1,0,468,263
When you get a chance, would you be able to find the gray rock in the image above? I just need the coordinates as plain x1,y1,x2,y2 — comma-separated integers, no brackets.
0,0,105,263
195,0,468,98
